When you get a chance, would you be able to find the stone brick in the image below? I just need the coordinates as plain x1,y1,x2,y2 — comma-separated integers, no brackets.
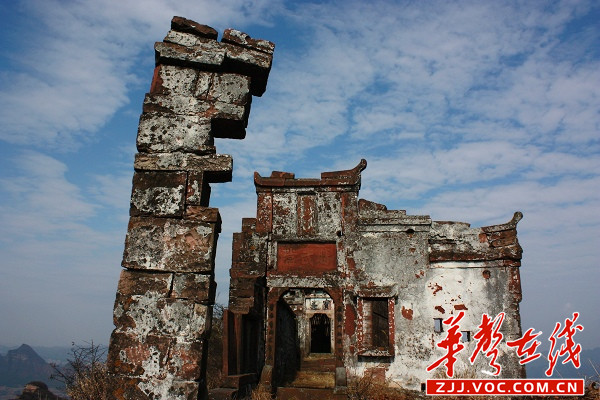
229,278,256,298
208,73,251,105
428,240,522,262
222,28,275,55
108,331,169,377
130,171,186,217
231,232,266,263
112,270,172,328
209,101,248,127
241,218,257,231
109,372,201,400
211,114,247,140
486,229,517,248
136,112,213,154
107,331,206,380
316,192,342,237
171,273,215,303
222,43,273,96
481,211,523,233
115,269,172,297
185,172,209,206
168,339,207,380
134,153,233,182
113,296,210,341
184,207,221,225
149,65,213,100
230,262,264,278
272,192,296,237
297,194,317,236
150,65,200,96
108,375,150,400
194,72,213,98
122,217,218,273
171,16,218,39
155,22,274,98
142,378,201,400
155,40,226,68
255,192,272,233
228,297,255,313
142,93,211,116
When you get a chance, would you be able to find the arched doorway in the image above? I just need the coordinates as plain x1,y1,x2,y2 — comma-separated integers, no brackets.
272,289,338,391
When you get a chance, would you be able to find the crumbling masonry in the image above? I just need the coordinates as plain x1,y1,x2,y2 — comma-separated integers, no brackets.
106,17,274,399
219,161,524,399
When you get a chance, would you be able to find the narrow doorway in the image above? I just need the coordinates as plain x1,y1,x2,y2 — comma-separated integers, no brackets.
310,313,331,353
274,300,300,385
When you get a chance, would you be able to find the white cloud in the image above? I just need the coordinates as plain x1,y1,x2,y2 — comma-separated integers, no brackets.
0,151,126,345
0,0,283,148
90,172,134,211
0,151,96,236
226,0,598,178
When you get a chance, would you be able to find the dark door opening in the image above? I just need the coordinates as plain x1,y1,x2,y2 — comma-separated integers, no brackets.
310,313,331,353
241,315,259,374
274,301,300,385
371,299,389,349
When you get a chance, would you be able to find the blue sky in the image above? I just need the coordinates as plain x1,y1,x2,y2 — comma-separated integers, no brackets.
0,0,598,353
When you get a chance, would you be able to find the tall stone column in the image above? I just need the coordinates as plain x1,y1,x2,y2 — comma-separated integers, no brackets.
106,16,274,400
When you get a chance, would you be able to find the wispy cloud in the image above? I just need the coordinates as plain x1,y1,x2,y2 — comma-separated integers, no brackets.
0,0,286,346
0,0,283,148
0,151,122,344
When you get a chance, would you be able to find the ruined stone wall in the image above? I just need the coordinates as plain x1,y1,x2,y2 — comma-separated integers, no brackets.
106,17,273,400
346,203,524,388
222,160,524,396
423,214,524,377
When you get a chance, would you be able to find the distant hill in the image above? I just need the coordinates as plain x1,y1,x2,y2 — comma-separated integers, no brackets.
0,344,55,388
32,346,71,366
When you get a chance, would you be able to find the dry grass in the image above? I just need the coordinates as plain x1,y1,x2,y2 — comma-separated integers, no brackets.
206,304,225,390
347,372,416,400
251,384,273,400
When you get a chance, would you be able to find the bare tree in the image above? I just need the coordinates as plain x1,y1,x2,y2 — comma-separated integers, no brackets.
51,341,108,400
206,303,225,389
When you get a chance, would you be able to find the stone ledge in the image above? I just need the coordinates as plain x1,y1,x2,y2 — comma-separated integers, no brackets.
134,153,233,182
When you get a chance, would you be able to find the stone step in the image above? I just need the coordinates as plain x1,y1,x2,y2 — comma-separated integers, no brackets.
276,387,346,400
290,371,335,389
300,355,336,372
222,373,257,389
207,388,238,400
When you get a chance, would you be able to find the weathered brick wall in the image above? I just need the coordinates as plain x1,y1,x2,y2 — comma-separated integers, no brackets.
348,203,524,387
106,17,273,400
222,160,524,396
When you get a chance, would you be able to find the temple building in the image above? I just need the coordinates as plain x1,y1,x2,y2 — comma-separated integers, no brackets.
219,159,524,398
